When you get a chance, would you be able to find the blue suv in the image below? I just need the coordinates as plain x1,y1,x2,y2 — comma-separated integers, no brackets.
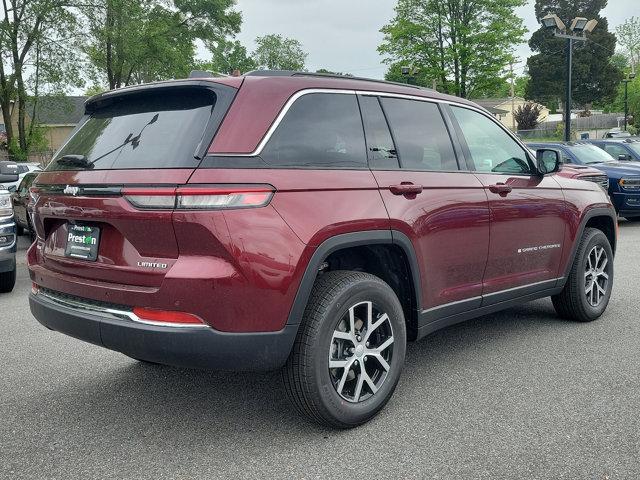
528,142,640,220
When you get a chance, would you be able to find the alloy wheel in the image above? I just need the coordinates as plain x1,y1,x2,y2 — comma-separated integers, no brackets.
328,301,394,403
584,245,610,307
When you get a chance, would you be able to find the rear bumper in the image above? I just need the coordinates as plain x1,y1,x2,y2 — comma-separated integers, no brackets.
29,291,298,371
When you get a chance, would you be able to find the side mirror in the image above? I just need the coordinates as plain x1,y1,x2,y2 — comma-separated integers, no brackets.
618,154,630,161
536,149,561,175
7,185,16,193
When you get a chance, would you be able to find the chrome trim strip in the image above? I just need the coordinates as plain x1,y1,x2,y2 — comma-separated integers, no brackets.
421,278,563,315
36,290,210,329
215,88,357,157
213,87,535,161
421,296,482,315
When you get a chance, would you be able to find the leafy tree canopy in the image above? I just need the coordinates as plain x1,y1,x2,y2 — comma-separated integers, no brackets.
252,34,307,71
200,39,257,75
379,0,527,98
81,0,241,89
0,0,83,154
617,16,640,72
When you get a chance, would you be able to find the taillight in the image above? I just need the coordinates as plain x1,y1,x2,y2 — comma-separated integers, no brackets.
28,187,40,205
132,307,208,327
122,185,274,210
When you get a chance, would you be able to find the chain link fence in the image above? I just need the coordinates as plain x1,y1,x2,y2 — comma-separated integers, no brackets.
516,113,628,142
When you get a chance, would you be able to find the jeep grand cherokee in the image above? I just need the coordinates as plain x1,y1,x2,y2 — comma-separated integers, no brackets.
28,72,617,428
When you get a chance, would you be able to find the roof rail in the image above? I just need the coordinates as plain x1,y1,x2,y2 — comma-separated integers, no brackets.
244,70,431,91
188,70,229,79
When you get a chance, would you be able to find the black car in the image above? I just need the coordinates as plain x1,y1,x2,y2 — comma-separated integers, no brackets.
10,171,38,237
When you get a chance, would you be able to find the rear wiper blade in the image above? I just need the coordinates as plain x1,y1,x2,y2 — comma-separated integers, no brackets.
57,155,93,169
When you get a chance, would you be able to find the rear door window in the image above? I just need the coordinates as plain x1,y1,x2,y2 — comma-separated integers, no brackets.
380,98,459,171
359,95,399,170
260,93,367,168
47,89,218,171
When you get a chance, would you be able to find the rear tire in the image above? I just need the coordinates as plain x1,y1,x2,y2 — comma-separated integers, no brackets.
552,228,613,322
283,271,406,428
0,267,16,293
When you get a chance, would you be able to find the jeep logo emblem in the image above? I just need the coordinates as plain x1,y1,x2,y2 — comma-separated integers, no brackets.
63,185,80,196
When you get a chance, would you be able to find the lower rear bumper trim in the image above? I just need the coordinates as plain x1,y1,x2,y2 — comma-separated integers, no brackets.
29,293,298,371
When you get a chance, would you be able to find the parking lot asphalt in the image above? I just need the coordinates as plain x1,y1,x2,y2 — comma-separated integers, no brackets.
1,225,640,480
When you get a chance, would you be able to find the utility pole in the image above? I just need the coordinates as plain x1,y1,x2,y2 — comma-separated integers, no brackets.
509,61,516,131
623,72,636,131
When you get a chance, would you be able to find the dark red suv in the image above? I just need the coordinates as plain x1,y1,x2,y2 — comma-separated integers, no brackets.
28,72,617,428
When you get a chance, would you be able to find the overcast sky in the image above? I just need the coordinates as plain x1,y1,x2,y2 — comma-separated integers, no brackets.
214,0,640,78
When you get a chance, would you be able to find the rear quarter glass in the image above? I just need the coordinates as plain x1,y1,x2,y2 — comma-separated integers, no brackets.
46,88,218,171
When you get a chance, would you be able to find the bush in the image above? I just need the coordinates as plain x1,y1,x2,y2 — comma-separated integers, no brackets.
514,102,543,130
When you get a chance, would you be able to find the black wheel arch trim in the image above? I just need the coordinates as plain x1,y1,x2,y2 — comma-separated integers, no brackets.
285,230,422,326
561,206,617,281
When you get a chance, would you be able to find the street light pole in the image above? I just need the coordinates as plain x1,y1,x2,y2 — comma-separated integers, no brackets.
540,14,597,142
565,38,573,142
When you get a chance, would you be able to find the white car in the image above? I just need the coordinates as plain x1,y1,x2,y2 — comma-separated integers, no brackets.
0,162,41,191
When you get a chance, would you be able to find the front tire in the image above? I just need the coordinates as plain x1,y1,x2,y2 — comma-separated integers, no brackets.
283,271,407,428
552,228,613,322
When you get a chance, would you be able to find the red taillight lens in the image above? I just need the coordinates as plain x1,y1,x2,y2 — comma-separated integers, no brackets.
132,307,207,327
122,185,274,210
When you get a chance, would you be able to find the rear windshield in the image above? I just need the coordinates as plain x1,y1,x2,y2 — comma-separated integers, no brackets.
47,89,217,171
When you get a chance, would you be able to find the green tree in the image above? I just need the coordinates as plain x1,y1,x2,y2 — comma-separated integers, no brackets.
81,0,241,89
384,63,433,87
0,0,82,156
474,75,530,99
617,16,640,72
526,0,623,108
610,52,629,72
379,0,527,99
252,34,307,71
200,39,256,75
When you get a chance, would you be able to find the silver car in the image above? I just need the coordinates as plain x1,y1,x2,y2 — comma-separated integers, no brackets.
0,165,18,292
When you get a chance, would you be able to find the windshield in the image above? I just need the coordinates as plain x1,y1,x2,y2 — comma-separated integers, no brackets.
47,89,217,171
567,144,615,164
